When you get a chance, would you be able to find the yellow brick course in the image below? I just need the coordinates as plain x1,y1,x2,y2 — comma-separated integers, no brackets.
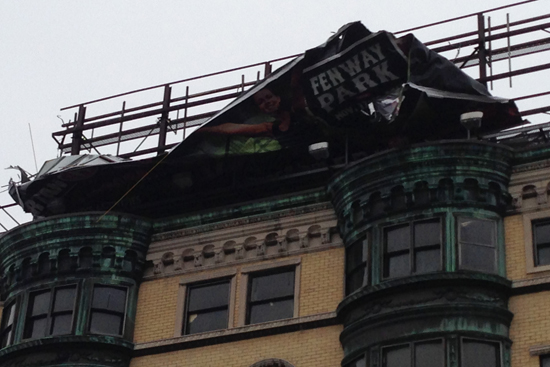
130,324,343,367
509,292,550,367
134,247,344,343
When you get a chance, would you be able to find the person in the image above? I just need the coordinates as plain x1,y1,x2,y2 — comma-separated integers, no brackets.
198,88,292,138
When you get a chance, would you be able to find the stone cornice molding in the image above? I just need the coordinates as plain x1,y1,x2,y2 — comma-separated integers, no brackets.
144,207,341,279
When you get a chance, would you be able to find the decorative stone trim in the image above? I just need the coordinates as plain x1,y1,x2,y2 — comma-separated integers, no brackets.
152,202,333,242
144,208,340,279
512,275,550,289
508,166,550,212
530,344,550,356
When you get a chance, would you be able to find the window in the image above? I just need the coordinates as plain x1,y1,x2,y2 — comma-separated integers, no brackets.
383,219,441,279
541,354,550,367
1,301,16,348
24,285,76,339
458,218,497,273
247,268,295,324
89,285,127,336
382,340,444,367
184,280,230,335
533,220,550,266
346,237,368,294
461,339,500,367
346,356,366,367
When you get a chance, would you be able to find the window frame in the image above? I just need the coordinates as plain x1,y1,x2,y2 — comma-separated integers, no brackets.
174,268,237,337
381,338,445,367
88,284,128,337
457,216,498,274
23,284,78,340
0,300,17,348
382,218,443,279
540,354,550,367
238,258,301,327
524,210,550,273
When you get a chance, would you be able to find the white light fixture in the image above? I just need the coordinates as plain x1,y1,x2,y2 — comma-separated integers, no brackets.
460,111,483,139
308,142,329,160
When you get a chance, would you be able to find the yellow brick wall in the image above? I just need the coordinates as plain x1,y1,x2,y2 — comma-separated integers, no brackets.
130,324,343,367
509,292,550,367
505,215,526,281
134,276,180,343
299,248,344,316
134,247,344,343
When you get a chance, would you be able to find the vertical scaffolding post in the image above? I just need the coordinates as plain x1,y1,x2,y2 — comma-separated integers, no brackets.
158,85,172,155
71,104,86,155
477,14,488,87
116,101,126,156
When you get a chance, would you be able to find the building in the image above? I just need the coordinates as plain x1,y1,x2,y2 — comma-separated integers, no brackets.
1,4,550,367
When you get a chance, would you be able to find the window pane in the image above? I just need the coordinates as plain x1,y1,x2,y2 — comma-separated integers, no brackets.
415,341,444,367
250,270,294,302
188,282,229,312
462,340,499,367
89,312,123,335
386,225,410,252
1,303,15,329
347,268,365,294
349,356,366,367
186,309,228,335
92,286,126,313
541,355,550,367
387,253,409,278
415,248,440,273
249,299,294,324
31,291,51,316
460,219,494,246
51,313,72,336
537,245,550,266
28,317,48,339
384,344,411,367
461,243,496,273
347,240,364,271
414,221,440,248
534,222,550,245
1,329,12,348
53,287,76,312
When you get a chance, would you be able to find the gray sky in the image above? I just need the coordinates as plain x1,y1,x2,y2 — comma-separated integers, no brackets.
0,0,548,228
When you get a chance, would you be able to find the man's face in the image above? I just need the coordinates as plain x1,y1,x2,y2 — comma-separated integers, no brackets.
253,89,281,114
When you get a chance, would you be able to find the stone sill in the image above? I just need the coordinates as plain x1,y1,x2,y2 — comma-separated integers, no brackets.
133,312,338,356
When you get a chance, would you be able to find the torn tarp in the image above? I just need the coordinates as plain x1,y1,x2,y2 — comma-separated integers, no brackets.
10,21,523,218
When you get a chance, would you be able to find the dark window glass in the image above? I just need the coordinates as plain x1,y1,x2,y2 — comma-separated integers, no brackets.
383,340,444,367
348,356,366,367
384,219,441,279
184,281,230,335
24,285,76,339
533,221,550,266
346,238,368,295
24,290,50,339
247,268,295,325
541,355,550,367
89,285,127,336
462,339,500,367
1,302,16,348
415,341,444,367
459,218,496,273
384,344,411,367
50,286,76,336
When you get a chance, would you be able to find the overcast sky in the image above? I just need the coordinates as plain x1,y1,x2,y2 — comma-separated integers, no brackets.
0,0,547,228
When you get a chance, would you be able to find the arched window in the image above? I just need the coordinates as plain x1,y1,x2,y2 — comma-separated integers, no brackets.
249,359,295,367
